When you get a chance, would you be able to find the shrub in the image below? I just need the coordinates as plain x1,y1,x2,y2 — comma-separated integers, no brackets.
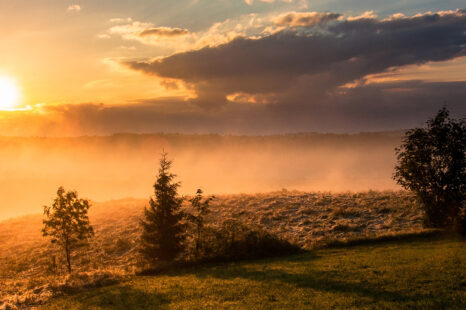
185,189,215,260
192,220,301,262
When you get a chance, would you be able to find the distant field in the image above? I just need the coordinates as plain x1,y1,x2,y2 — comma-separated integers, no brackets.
44,238,466,310
0,190,425,307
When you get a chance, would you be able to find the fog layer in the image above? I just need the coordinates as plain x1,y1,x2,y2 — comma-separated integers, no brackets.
0,132,403,220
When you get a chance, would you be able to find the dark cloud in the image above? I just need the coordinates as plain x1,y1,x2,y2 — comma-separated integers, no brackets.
1,81,464,136
2,10,464,137
125,10,466,109
139,27,189,37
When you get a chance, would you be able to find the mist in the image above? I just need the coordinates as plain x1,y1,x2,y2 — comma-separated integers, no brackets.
0,132,403,220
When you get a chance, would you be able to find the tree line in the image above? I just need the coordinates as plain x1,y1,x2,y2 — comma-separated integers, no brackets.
41,107,465,273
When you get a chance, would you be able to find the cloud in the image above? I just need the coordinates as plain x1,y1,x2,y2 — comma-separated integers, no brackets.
97,34,111,39
244,0,300,4
109,17,133,23
106,13,269,52
124,10,466,108
1,80,465,136
119,45,137,50
245,0,275,4
109,21,151,36
139,27,189,37
108,22,191,48
346,10,377,21
67,4,81,12
274,11,341,27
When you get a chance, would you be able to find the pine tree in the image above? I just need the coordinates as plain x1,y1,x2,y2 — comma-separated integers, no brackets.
140,152,186,264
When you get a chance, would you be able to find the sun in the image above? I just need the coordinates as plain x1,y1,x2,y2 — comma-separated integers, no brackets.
0,76,21,110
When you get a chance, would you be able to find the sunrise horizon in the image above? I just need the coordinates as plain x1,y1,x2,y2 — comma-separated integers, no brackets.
0,1,465,136
1,1,465,309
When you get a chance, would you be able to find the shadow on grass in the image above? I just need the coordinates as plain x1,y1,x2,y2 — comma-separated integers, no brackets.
137,249,309,276
54,285,171,310
139,229,454,277
48,232,460,309
317,229,459,249
59,253,430,309
191,265,424,303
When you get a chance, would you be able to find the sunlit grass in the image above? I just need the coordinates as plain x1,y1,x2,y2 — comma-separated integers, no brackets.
44,237,465,309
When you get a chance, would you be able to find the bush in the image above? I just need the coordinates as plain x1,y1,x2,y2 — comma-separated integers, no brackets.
192,220,301,263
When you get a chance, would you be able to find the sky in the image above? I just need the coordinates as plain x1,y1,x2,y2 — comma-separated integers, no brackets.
0,0,465,136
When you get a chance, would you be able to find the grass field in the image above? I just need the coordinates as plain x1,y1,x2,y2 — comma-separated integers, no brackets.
1,191,426,307
44,237,465,310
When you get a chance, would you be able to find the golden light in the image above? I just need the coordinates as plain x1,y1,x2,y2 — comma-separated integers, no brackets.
0,76,21,110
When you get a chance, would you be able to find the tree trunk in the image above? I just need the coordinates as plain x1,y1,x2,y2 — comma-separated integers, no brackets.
65,238,72,273
195,224,201,259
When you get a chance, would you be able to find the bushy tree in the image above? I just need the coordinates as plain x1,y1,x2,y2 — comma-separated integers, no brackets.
393,107,465,232
140,152,186,264
186,189,214,259
42,187,94,273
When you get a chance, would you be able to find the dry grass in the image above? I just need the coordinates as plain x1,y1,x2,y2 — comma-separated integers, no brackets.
0,190,424,308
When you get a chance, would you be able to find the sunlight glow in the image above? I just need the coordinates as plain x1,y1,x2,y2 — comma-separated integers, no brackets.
0,76,21,110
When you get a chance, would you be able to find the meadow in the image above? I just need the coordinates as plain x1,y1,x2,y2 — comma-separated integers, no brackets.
0,190,429,307
44,237,465,309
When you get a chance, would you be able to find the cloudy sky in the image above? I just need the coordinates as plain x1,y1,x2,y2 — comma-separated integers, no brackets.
0,0,465,135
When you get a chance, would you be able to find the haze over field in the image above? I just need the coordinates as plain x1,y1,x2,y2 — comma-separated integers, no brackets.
0,2,464,219
0,132,402,220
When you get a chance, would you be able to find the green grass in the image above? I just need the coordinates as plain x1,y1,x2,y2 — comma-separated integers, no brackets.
44,238,465,310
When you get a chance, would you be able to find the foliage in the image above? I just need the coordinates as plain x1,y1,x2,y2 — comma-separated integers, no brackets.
139,152,186,264
193,220,301,262
394,107,465,232
185,189,214,259
42,187,94,273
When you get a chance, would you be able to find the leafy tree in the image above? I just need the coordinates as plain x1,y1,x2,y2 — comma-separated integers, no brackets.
140,152,186,264
393,107,465,232
42,186,94,273
186,189,214,259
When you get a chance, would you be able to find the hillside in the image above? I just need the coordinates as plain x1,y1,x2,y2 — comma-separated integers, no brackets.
0,190,425,307
43,238,466,309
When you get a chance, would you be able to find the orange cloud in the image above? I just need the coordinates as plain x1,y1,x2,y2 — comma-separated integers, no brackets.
275,11,341,27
